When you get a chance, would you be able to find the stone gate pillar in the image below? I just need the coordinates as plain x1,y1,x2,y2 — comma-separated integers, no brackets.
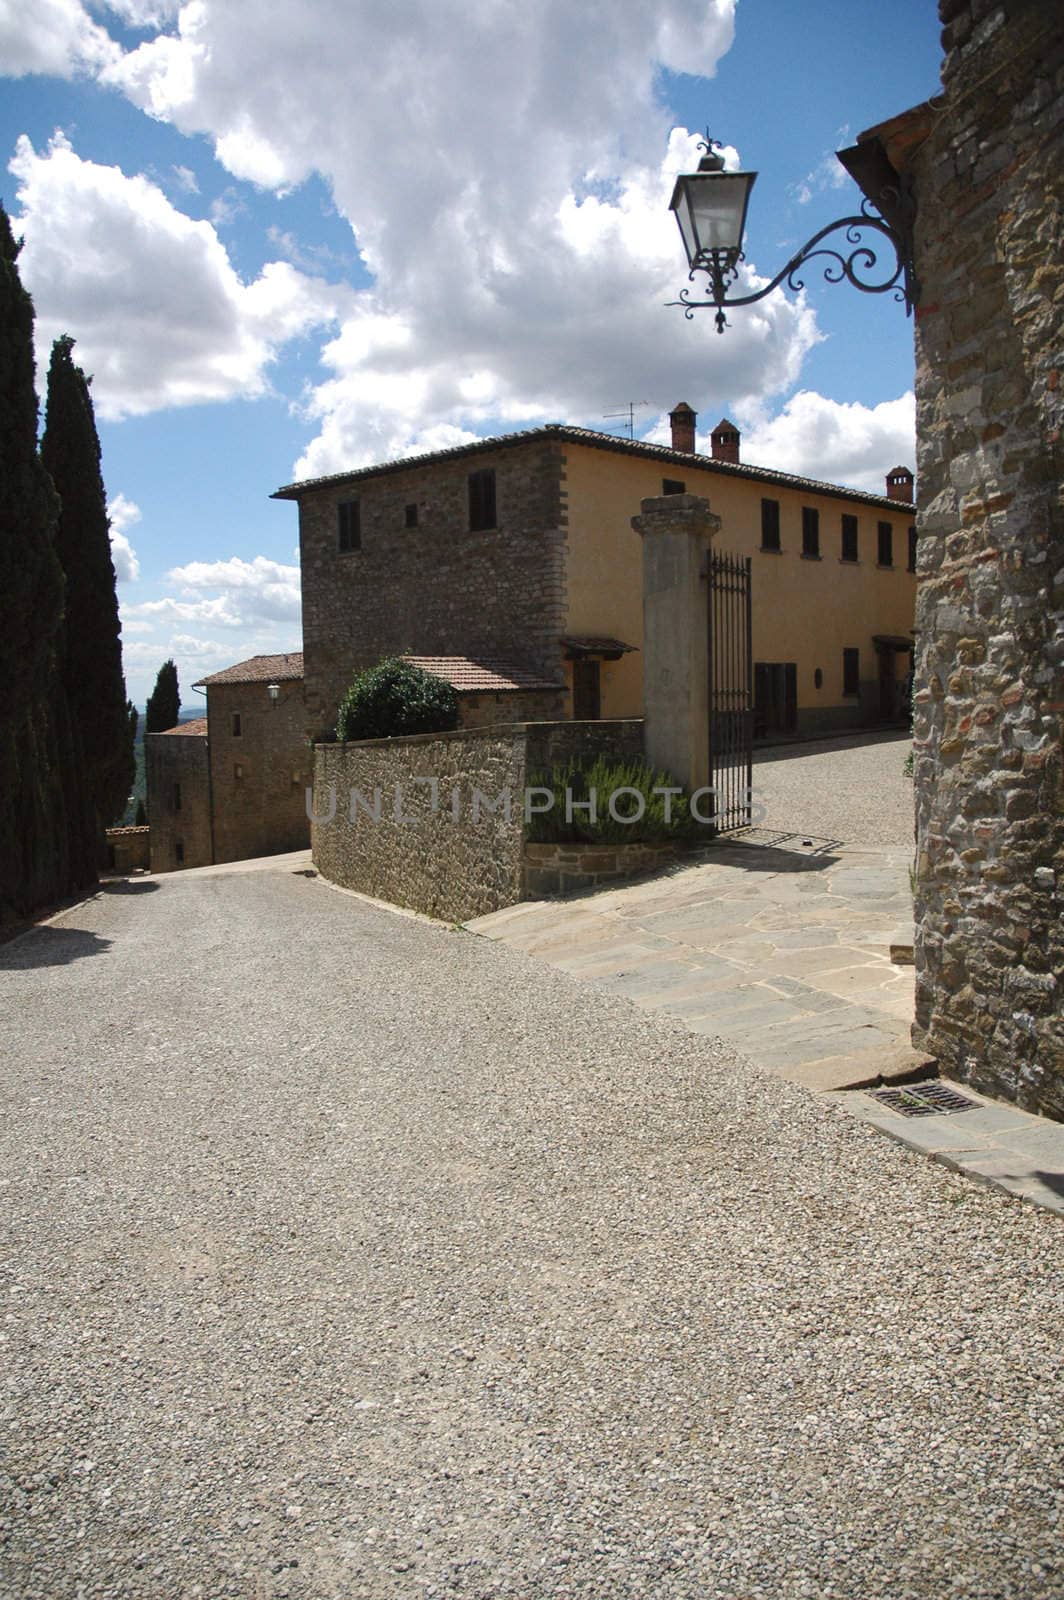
631,493,720,793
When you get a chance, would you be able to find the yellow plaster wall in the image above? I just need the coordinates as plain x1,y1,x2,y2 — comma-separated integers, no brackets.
562,444,917,722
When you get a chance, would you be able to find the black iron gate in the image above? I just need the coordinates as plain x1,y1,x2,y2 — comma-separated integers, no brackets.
707,551,753,831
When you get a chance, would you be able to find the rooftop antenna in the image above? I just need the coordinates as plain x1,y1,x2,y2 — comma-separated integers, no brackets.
603,401,650,441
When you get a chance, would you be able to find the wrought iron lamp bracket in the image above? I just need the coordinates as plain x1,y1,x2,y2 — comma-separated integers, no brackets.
671,193,919,334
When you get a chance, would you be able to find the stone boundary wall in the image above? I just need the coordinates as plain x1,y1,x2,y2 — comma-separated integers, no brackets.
312,719,644,921
105,826,150,872
524,841,680,898
910,0,1064,1119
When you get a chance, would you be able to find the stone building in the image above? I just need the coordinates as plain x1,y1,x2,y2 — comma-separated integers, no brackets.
144,717,212,873
145,653,310,873
851,0,1062,1117
273,416,917,743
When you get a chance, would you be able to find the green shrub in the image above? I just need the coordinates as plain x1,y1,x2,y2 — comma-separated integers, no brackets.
335,658,458,742
526,755,701,845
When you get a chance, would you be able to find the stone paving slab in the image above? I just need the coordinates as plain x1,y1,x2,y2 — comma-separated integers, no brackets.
832,1080,1064,1218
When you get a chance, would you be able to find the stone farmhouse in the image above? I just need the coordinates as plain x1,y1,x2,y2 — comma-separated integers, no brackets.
145,653,308,873
273,407,917,744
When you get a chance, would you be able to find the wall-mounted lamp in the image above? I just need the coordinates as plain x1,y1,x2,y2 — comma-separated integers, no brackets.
669,134,919,333
267,683,281,704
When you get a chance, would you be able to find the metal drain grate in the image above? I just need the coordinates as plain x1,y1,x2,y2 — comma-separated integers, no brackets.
872,1082,979,1117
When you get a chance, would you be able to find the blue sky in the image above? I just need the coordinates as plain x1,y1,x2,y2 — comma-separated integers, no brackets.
0,0,942,706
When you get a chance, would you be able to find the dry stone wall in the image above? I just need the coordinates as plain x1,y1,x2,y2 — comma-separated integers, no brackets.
911,0,1064,1118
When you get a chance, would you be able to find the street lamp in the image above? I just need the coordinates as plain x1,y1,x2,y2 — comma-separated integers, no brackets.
669,134,918,333
267,682,280,704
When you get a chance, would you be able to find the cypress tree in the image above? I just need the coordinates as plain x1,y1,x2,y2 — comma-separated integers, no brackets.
41,335,133,832
145,659,180,732
0,205,67,917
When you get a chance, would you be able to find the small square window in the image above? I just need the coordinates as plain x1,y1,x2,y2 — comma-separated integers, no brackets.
878,521,894,567
468,469,496,532
841,515,858,563
338,499,361,552
802,507,820,558
843,648,860,698
231,712,242,738
761,498,781,551
662,478,686,495
908,525,917,572
405,503,418,528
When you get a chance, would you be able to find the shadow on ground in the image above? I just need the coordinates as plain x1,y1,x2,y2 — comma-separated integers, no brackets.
753,730,911,765
1,926,113,968
99,878,160,895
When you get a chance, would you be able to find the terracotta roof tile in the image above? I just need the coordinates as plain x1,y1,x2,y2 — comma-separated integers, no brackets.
193,652,303,688
272,423,915,513
560,635,637,658
156,717,208,736
403,655,564,693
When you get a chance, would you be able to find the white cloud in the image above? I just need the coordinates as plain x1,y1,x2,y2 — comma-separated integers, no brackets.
734,389,916,494
9,131,350,419
166,554,301,622
0,0,118,77
170,162,198,193
78,0,830,474
107,491,141,581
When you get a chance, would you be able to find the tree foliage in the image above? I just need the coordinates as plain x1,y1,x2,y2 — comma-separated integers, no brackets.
145,659,181,734
335,658,458,743
0,205,70,917
41,335,134,828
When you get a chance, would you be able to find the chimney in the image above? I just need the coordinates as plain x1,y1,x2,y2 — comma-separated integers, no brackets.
711,417,741,465
886,465,914,502
669,401,696,454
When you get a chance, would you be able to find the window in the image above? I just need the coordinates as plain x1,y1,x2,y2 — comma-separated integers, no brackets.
843,648,860,697
801,507,820,558
878,521,894,567
338,499,361,552
760,498,781,551
175,840,185,865
662,477,686,495
468,468,497,531
172,781,181,812
572,659,601,720
231,712,242,738
405,503,418,528
908,525,917,572
841,514,858,563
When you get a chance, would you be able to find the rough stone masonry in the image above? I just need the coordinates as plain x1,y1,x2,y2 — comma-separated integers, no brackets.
908,0,1063,1117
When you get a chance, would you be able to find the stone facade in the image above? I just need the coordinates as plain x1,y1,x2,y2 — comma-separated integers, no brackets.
311,719,644,921
456,689,568,729
524,841,681,898
293,438,569,737
145,725,212,873
902,0,1063,1117
206,679,310,865
104,826,150,873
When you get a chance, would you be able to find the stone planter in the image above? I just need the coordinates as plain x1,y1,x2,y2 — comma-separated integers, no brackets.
523,840,680,898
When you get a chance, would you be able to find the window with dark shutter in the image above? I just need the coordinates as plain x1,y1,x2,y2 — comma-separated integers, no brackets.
841,515,858,563
338,499,361,552
468,469,497,531
843,648,860,697
878,521,894,566
662,478,686,495
231,712,241,737
908,525,917,572
572,659,601,720
761,499,781,551
405,503,418,528
802,506,820,558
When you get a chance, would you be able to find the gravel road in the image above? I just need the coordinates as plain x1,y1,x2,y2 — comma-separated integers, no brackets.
753,732,914,848
1,859,1061,1600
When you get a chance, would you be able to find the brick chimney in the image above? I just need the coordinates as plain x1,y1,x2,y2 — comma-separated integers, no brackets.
886,465,914,502
669,401,697,454
711,417,741,465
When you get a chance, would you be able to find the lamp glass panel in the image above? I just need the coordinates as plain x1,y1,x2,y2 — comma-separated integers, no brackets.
686,172,754,256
